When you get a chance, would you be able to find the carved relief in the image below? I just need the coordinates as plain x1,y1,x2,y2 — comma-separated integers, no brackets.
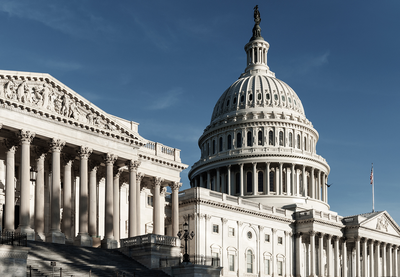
376,216,389,232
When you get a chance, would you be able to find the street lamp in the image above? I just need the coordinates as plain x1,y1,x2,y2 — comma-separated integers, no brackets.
177,222,195,263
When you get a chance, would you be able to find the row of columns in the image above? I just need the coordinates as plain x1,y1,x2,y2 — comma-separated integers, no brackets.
193,162,328,202
2,128,182,248
295,231,400,277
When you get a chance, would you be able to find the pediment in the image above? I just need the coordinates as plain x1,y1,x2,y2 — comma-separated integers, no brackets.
0,70,142,145
360,211,400,236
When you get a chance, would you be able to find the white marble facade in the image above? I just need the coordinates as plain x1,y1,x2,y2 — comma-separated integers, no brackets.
0,69,187,248
180,7,400,277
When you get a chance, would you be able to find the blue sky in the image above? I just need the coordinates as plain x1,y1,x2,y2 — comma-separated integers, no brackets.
1,1,400,223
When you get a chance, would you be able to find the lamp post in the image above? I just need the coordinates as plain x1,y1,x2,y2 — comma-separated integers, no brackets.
177,222,195,263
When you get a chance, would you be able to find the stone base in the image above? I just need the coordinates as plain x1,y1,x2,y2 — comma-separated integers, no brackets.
35,232,45,242
15,226,35,241
101,237,117,249
45,230,65,244
74,233,93,247
0,245,30,277
171,264,222,277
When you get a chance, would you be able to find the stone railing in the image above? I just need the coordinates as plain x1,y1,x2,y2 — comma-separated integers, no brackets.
120,234,180,248
141,141,181,162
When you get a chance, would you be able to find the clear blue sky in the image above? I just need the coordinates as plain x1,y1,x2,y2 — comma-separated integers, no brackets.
1,1,399,223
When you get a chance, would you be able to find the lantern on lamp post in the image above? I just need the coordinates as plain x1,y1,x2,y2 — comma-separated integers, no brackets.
177,222,195,263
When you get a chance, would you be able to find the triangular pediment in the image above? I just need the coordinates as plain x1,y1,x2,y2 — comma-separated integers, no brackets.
359,211,400,236
0,70,143,145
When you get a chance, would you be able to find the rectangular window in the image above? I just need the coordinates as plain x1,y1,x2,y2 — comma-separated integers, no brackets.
212,252,220,267
278,261,283,276
147,195,153,207
265,259,270,274
229,254,235,271
278,236,283,244
213,224,219,234
265,234,270,242
228,227,235,237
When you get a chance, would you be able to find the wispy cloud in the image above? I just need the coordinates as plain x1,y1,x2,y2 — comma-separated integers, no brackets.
147,87,184,110
42,60,83,71
0,1,115,39
278,50,330,77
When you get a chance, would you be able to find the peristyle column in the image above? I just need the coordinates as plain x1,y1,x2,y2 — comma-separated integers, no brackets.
136,172,144,235
88,160,100,237
34,148,47,241
113,168,121,244
128,160,140,237
170,182,181,237
310,231,316,276
62,154,74,241
152,177,164,235
4,139,18,232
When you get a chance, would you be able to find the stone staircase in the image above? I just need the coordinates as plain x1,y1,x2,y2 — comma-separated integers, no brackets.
26,241,171,277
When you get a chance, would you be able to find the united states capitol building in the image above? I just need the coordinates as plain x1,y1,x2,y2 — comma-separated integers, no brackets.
1,6,400,277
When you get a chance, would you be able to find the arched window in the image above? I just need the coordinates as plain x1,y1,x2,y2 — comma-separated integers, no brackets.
299,173,303,196
289,133,293,147
258,131,263,145
297,134,300,149
269,171,275,192
236,133,242,148
247,250,253,273
227,135,232,150
247,172,252,194
219,137,223,152
235,173,240,194
282,170,286,193
269,131,274,146
304,137,307,151
279,131,284,146
247,131,252,147
212,140,216,154
207,143,210,156
258,171,263,192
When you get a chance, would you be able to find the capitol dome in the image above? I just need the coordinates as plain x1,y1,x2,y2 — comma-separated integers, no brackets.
189,7,330,211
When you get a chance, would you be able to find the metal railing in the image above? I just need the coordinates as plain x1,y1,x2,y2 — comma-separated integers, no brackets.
0,231,27,247
120,234,179,248
159,255,221,268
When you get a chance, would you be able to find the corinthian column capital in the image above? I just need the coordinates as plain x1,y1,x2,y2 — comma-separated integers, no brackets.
19,129,35,143
78,146,92,159
127,160,141,171
104,153,118,165
49,138,65,152
170,182,182,191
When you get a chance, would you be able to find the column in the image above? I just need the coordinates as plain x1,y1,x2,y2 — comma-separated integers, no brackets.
34,149,46,241
227,165,231,195
394,246,398,277
317,171,321,200
253,162,257,195
326,234,332,277
46,138,65,243
368,240,374,277
266,162,270,195
310,231,316,277
295,232,303,277
128,160,140,237
113,168,121,244
207,171,211,190
382,243,387,277
4,140,17,232
311,168,315,198
152,177,164,235
279,163,283,195
239,163,244,196
291,164,296,196
388,244,393,277
334,236,340,277
74,147,92,246
319,233,324,277
216,168,220,192
136,173,144,235
362,239,368,277
342,238,348,277
355,237,361,277
322,173,326,202
62,154,74,241
16,130,35,239
101,153,117,249
374,241,380,277
170,182,181,237
88,160,100,237
286,166,291,195
302,166,307,196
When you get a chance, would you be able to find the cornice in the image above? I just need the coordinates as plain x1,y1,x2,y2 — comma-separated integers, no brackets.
138,154,187,171
296,218,345,229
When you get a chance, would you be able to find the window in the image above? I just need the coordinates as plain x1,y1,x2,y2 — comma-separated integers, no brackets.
257,93,261,100
229,254,235,271
247,131,252,147
289,133,293,147
212,252,220,267
247,250,253,273
236,133,242,148
235,173,240,194
269,130,274,145
212,140,216,154
304,137,307,151
265,259,270,275
233,97,237,104
265,234,270,242
228,227,235,237
246,172,252,194
297,134,300,149
279,131,284,146
207,143,210,156
227,135,232,150
269,171,275,192
213,224,219,234
258,171,263,192
274,94,278,100
247,231,252,239
278,236,283,244
219,137,223,152
278,260,283,276
240,95,244,102
258,130,263,145
249,94,253,101
266,93,270,100
226,99,230,106
147,195,153,207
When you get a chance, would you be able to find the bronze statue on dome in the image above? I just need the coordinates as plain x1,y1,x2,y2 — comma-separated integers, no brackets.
251,5,263,41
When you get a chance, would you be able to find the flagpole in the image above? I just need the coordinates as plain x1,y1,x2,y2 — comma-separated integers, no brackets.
372,163,374,213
